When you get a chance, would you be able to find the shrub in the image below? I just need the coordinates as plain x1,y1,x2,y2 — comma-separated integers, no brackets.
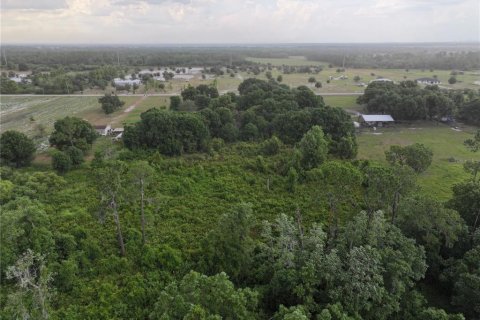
261,136,282,156
52,151,72,173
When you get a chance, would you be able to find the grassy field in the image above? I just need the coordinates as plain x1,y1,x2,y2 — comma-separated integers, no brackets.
122,96,170,125
322,95,362,110
0,95,168,136
71,56,479,95
357,122,480,200
0,96,102,136
242,56,480,93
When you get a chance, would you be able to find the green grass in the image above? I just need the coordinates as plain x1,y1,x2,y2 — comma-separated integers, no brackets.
356,122,480,200
122,96,170,125
236,57,480,93
0,96,145,136
322,95,362,110
0,96,102,136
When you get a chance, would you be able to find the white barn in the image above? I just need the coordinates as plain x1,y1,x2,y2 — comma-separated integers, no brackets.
359,114,394,127
416,77,441,85
94,125,112,136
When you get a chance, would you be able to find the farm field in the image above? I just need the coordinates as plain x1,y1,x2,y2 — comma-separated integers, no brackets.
357,122,480,200
0,95,168,136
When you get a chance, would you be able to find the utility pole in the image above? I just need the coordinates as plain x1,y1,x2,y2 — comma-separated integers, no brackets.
3,49,8,67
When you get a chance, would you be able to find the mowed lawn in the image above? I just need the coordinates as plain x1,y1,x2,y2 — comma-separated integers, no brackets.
322,95,364,113
357,122,480,200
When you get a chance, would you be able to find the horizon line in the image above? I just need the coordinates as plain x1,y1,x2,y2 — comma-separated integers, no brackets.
1,41,479,47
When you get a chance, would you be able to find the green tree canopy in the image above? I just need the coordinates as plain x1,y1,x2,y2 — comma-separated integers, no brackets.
99,94,125,114
386,143,433,173
49,117,97,152
0,130,36,167
299,125,329,170
150,271,258,319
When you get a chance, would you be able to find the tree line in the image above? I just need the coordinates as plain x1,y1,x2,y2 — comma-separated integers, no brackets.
358,80,480,124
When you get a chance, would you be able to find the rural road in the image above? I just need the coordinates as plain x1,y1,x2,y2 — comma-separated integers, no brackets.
1,92,363,97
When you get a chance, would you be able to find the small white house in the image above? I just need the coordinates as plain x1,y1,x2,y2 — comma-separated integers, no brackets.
415,77,441,85
369,78,394,84
113,78,141,86
94,125,112,136
359,114,394,127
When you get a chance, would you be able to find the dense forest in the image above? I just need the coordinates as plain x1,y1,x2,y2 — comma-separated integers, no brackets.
1,79,480,319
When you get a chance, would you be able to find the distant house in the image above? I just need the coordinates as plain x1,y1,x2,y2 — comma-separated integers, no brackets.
9,74,31,84
112,128,124,135
416,77,441,85
174,74,194,82
359,114,394,127
113,78,141,86
94,125,111,136
369,78,393,84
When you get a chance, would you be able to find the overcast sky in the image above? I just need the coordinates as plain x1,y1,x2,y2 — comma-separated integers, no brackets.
1,0,479,44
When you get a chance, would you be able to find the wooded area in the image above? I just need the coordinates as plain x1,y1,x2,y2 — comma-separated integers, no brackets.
1,77,480,319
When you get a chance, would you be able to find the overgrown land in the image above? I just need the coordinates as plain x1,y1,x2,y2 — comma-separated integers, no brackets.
1,46,480,319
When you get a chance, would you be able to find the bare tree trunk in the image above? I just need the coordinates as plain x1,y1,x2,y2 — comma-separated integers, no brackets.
37,286,48,320
295,208,304,250
473,209,480,234
111,198,126,256
391,191,399,224
327,193,338,249
140,179,146,245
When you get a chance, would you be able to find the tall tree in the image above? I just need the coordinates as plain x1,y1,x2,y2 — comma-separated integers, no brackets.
95,161,127,256
150,271,258,319
5,250,53,320
299,125,329,170
128,161,155,244
0,130,36,167
464,129,480,182
200,203,254,284
317,161,362,244
363,164,416,222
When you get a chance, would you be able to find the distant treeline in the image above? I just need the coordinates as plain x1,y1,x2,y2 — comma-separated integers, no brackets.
1,44,478,71
306,51,480,70
0,46,247,70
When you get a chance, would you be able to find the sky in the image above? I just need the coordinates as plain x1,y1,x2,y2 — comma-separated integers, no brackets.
1,0,479,44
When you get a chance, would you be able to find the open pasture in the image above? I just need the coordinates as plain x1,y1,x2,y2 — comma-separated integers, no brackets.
357,122,480,200
243,56,480,93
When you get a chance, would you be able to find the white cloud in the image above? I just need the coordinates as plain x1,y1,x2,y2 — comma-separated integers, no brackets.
1,0,478,43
